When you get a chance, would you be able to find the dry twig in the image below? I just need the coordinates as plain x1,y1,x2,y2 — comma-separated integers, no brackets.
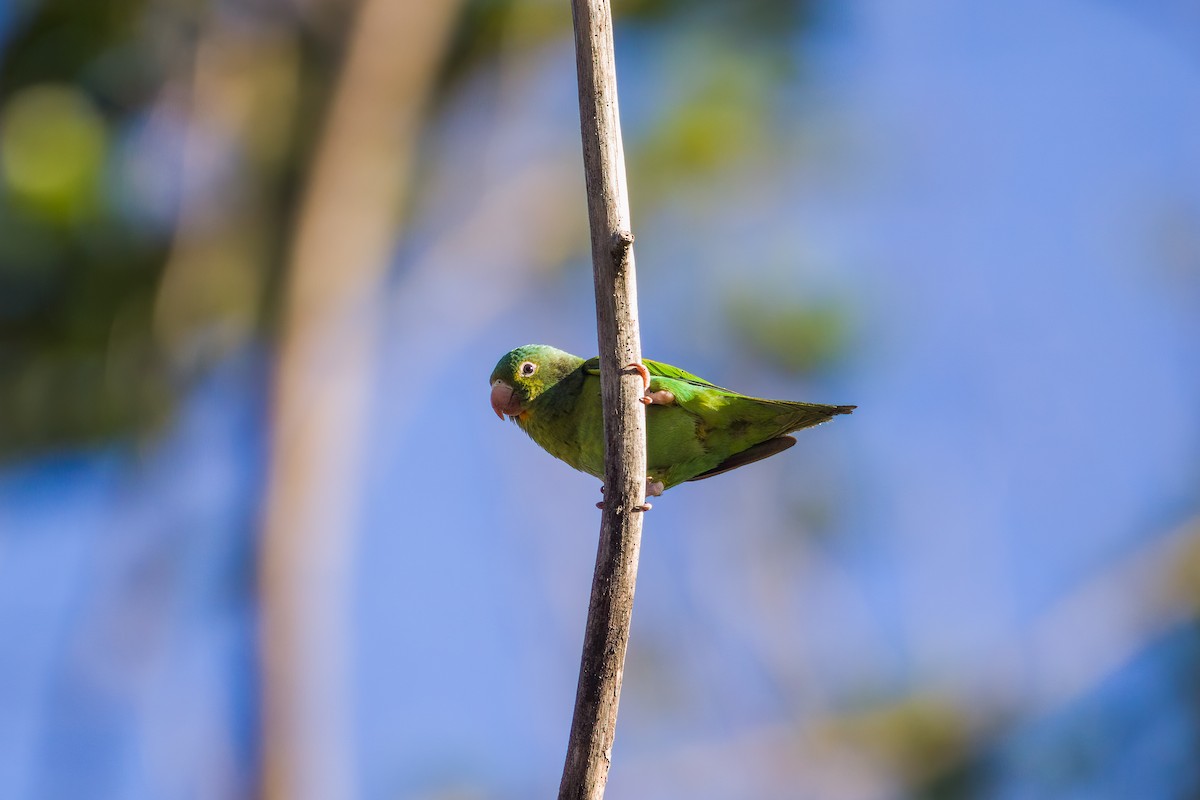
558,1,648,798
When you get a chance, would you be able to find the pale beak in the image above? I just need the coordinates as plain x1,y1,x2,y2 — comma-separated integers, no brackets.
490,380,523,419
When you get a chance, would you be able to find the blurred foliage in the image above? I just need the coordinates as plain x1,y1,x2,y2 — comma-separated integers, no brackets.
2,84,107,220
1166,526,1200,614
815,695,977,789
725,287,853,376
921,622,1200,800
438,0,818,90
0,0,333,456
629,45,781,199
437,0,567,88
617,0,818,36
0,1,173,454
0,0,836,458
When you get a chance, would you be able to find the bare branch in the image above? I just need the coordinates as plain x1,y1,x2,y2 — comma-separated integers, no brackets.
559,0,648,798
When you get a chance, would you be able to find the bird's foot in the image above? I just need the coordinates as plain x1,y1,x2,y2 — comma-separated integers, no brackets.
599,503,653,511
639,389,675,406
627,362,650,390
596,500,651,511
625,362,674,406
631,477,665,511
595,477,662,512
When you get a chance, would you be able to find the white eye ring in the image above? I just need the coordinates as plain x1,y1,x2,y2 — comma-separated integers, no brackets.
519,361,537,377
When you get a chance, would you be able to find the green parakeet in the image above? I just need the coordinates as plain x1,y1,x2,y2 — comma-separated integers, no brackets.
489,344,854,501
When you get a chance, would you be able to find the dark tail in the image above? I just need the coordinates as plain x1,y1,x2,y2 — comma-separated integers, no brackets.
783,401,856,434
688,436,798,482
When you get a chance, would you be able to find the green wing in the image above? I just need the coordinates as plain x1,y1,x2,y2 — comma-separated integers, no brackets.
581,355,854,488
643,358,731,389
581,356,730,390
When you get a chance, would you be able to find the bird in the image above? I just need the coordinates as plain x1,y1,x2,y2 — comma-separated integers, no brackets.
489,344,854,509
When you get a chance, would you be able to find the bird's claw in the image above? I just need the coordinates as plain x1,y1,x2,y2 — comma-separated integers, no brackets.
626,362,675,406
639,389,675,406
596,501,653,512
596,477,663,512
627,361,650,390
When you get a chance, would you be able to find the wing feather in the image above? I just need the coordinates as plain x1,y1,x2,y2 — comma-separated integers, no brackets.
687,436,797,481
582,356,730,390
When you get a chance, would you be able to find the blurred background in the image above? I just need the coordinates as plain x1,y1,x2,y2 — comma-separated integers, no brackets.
1,0,1199,798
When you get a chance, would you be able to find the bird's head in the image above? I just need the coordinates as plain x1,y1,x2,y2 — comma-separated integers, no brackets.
489,344,580,420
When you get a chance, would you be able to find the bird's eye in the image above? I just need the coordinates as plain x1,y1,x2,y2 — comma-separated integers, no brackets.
519,361,537,377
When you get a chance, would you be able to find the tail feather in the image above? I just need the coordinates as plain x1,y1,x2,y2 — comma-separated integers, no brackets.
783,401,856,434
687,403,854,483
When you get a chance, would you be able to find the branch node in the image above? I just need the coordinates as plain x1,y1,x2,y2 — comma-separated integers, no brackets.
610,228,635,260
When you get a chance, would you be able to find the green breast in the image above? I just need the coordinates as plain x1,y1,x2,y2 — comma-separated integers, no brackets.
517,369,606,479
516,374,717,488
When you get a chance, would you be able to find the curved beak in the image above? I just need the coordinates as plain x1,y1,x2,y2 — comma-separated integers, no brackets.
490,380,523,419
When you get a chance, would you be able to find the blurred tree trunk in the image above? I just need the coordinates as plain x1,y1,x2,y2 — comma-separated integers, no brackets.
258,1,461,798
